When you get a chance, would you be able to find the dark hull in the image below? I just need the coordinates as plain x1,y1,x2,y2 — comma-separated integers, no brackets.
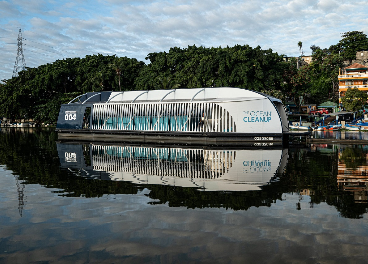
56,129,284,147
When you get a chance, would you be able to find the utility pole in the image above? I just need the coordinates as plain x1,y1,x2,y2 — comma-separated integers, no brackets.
12,29,26,78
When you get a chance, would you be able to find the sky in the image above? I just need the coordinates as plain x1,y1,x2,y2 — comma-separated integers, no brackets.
1,0,368,81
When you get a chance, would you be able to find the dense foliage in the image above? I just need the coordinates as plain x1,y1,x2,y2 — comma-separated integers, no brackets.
340,88,368,112
329,31,368,62
1,31,368,124
136,45,287,92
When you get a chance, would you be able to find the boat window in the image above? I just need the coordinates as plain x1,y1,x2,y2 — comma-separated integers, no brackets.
83,107,91,129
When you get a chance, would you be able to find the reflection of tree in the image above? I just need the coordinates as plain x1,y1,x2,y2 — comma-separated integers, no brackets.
340,146,366,170
334,192,367,219
283,147,368,219
146,184,284,211
0,129,143,198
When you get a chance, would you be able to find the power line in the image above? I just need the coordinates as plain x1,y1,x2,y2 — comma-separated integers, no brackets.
12,29,26,77
25,49,61,60
25,43,64,56
27,39,58,50
26,39,76,57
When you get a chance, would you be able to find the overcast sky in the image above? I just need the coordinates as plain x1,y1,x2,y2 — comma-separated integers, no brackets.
1,0,368,81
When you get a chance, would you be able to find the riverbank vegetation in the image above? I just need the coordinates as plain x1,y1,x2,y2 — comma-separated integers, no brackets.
1,31,367,124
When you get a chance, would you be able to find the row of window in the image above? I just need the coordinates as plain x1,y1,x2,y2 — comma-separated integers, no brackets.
344,80,368,86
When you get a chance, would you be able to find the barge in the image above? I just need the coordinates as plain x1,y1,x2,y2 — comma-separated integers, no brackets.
56,87,289,146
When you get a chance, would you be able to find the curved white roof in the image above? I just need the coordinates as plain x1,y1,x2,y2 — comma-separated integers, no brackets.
107,87,281,104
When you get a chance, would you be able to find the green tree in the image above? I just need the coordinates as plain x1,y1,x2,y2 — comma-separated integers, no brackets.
136,44,287,92
282,57,311,109
330,31,368,62
341,88,368,111
308,47,343,103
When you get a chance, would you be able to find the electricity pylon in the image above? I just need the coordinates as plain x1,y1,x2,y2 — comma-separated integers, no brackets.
12,28,26,78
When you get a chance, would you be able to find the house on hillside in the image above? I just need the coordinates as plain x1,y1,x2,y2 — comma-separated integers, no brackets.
352,51,368,65
283,55,312,66
338,62,368,107
301,55,313,64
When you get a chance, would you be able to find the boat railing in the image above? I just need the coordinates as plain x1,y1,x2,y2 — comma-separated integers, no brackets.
68,92,102,104
68,93,87,104
106,92,124,103
82,93,102,104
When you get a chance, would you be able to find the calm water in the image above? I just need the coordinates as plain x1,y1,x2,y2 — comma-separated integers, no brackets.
1,129,368,263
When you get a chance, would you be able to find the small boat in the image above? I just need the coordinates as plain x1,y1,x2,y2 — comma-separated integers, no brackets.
356,122,368,130
290,124,312,131
356,121,368,126
345,124,361,131
323,124,342,131
332,124,342,130
313,125,327,131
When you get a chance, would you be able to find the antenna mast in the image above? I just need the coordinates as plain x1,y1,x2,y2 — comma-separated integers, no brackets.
12,28,26,77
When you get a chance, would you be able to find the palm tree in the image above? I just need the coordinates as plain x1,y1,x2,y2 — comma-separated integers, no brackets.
298,41,303,56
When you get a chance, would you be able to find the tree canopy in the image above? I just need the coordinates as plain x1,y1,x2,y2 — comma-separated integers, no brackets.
329,31,368,62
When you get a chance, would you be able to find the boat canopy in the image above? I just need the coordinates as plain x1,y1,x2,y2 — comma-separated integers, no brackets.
68,87,282,104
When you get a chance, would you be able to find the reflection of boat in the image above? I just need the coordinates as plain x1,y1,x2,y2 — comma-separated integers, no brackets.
57,143,288,192
55,87,289,146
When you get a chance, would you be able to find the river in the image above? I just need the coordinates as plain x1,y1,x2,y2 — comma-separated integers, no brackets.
0,128,368,263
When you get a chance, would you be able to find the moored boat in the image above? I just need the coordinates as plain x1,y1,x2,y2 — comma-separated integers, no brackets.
55,87,290,146
293,126,311,131
313,125,327,131
345,124,361,131
323,124,342,131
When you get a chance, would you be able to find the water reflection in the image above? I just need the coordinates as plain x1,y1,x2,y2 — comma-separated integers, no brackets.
338,145,368,203
58,143,288,192
1,129,368,217
3,129,368,263
313,130,368,140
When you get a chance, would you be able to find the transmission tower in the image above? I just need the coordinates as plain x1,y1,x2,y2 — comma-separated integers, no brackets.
15,175,26,217
12,28,26,78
